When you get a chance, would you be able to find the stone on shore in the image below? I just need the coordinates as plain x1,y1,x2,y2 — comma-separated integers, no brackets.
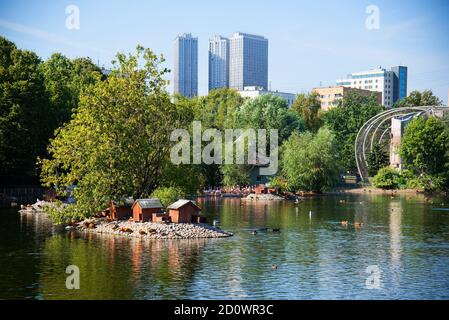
73,217,233,239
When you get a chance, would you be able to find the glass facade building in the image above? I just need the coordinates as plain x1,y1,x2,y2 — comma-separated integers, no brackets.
229,33,268,91
391,66,408,103
208,36,230,91
173,33,198,98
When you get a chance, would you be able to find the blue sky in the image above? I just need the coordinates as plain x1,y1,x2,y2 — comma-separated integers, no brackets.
1,0,448,103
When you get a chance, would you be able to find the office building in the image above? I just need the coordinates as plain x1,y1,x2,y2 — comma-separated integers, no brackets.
173,33,198,98
238,86,296,107
208,36,230,91
229,32,268,91
336,66,407,107
313,86,382,110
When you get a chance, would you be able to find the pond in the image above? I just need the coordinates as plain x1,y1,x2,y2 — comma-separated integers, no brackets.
1,194,449,299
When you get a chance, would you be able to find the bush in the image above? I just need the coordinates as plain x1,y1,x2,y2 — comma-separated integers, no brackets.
406,174,446,192
372,167,403,189
150,187,186,207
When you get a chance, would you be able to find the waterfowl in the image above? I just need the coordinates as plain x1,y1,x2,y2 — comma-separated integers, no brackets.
272,264,277,270
272,228,281,233
251,230,258,235
341,221,349,226
354,222,363,228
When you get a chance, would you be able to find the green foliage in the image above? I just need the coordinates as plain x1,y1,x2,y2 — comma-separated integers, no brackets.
268,176,289,191
0,36,49,183
405,173,446,192
281,128,341,193
394,90,442,108
322,91,384,172
40,53,102,127
235,94,304,144
41,46,193,220
400,116,449,175
367,143,389,177
150,187,186,207
193,88,244,130
372,167,404,189
291,92,322,132
221,164,250,187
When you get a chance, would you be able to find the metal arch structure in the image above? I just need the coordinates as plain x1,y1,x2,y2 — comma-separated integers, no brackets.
355,106,448,181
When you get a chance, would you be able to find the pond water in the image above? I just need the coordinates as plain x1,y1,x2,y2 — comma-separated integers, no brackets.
1,194,449,300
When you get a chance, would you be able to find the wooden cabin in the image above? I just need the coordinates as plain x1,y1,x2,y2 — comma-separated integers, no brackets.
132,199,164,222
109,198,134,220
167,199,202,223
255,184,268,194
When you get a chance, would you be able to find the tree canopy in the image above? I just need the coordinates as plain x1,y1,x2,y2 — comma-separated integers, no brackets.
400,116,449,176
290,92,322,132
394,90,443,108
40,46,194,222
322,91,384,173
0,37,49,182
281,128,341,193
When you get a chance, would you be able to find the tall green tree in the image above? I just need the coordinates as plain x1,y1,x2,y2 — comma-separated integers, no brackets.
400,116,449,175
322,92,384,172
0,37,49,183
281,128,340,193
41,46,194,222
291,92,322,132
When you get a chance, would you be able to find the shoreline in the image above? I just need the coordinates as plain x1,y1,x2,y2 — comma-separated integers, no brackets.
69,217,233,239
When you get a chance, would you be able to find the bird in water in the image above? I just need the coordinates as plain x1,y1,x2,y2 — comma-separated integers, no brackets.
272,264,277,270
251,230,258,235
341,221,349,226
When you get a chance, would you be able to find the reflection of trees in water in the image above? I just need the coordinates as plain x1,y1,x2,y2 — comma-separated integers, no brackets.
38,232,212,299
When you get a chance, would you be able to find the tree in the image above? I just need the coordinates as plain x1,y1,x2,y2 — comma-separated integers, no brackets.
322,91,384,172
0,37,49,183
367,143,389,176
41,46,194,222
281,128,341,193
235,94,304,144
194,88,244,130
394,90,442,108
291,92,322,132
190,88,244,187
41,53,102,127
400,116,449,176
220,94,304,187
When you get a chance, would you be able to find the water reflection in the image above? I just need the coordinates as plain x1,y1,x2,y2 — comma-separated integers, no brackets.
1,194,449,299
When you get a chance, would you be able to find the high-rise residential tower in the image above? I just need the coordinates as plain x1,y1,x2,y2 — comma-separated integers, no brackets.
336,66,408,107
229,32,268,91
208,36,230,91
173,33,198,98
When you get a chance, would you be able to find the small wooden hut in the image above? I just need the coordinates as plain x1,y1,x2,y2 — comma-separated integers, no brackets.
132,199,164,222
167,199,202,223
109,197,134,220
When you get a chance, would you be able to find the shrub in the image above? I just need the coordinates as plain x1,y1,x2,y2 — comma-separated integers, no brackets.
372,167,403,189
150,187,186,207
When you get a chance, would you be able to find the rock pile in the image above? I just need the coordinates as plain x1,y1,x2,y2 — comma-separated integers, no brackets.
71,218,233,239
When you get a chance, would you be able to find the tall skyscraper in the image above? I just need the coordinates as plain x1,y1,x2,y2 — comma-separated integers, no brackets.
208,36,230,91
229,32,268,91
173,33,198,98
336,66,408,107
